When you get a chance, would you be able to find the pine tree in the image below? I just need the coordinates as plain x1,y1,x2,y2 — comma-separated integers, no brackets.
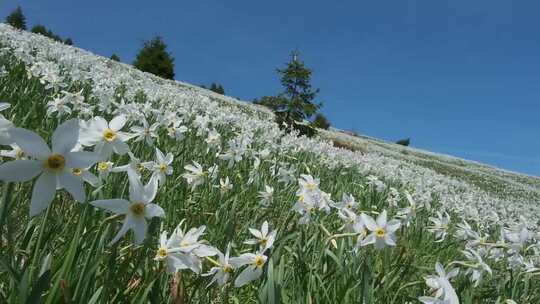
6,6,26,30
255,51,322,136
277,51,321,122
312,113,331,129
208,83,225,95
31,25,63,42
216,84,225,94
64,38,73,45
396,138,411,146
133,37,175,79
110,54,121,62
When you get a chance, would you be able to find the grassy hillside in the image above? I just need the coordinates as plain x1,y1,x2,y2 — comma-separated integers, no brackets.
0,24,539,303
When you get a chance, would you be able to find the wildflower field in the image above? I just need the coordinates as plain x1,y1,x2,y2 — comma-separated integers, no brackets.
0,24,539,303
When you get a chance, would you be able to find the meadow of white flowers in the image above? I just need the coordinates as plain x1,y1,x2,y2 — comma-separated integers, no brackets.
0,23,539,303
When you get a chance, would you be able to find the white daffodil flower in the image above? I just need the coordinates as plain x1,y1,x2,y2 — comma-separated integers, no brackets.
461,249,492,286
90,171,164,244
258,185,274,206
79,115,134,158
154,230,186,274
204,129,221,152
244,221,277,252
233,251,268,287
419,262,459,304
167,120,188,141
0,119,101,216
182,161,218,191
217,176,233,194
131,118,159,146
96,161,114,181
428,211,451,242
397,191,420,225
142,147,173,186
332,193,358,211
360,210,401,249
203,244,235,287
46,95,72,117
165,224,219,274
112,151,145,177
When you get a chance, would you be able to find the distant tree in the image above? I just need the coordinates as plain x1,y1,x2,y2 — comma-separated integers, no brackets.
31,25,63,42
6,6,26,30
255,51,322,136
64,38,73,45
278,51,321,122
209,83,225,95
110,54,121,62
396,138,410,146
311,113,331,129
133,36,175,79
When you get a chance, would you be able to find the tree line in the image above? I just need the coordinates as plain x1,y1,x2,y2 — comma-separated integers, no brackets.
6,6,73,45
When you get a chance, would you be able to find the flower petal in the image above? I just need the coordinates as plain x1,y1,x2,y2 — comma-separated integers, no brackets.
376,210,387,227
30,172,57,217
112,140,130,155
66,151,102,168
235,266,262,287
131,216,148,244
0,160,42,182
52,119,79,154
109,115,127,132
361,213,377,231
109,216,133,245
144,203,165,218
91,199,129,214
9,128,50,159
58,171,85,202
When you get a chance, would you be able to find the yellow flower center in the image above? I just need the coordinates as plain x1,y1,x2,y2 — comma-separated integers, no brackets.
258,238,268,247
130,202,146,217
159,164,168,172
306,183,317,191
98,162,110,171
137,163,144,172
223,264,233,273
72,168,83,176
375,228,386,238
45,154,65,171
156,248,167,259
103,128,117,142
254,255,266,268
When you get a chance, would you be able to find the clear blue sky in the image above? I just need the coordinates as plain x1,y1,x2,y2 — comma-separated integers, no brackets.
2,0,539,176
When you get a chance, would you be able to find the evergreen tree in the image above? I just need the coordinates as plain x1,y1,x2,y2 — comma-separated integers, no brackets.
396,138,411,146
208,83,225,95
255,51,322,136
133,37,175,79
110,54,121,62
64,38,73,45
311,113,331,129
6,6,26,30
31,25,63,42
278,51,321,121
216,84,225,95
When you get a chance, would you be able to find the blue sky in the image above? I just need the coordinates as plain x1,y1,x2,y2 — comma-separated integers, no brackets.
2,0,539,176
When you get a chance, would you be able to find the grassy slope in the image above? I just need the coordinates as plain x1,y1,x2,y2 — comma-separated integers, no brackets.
0,24,539,303
319,129,540,202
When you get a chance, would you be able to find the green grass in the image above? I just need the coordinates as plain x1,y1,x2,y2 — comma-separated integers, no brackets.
0,31,539,304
